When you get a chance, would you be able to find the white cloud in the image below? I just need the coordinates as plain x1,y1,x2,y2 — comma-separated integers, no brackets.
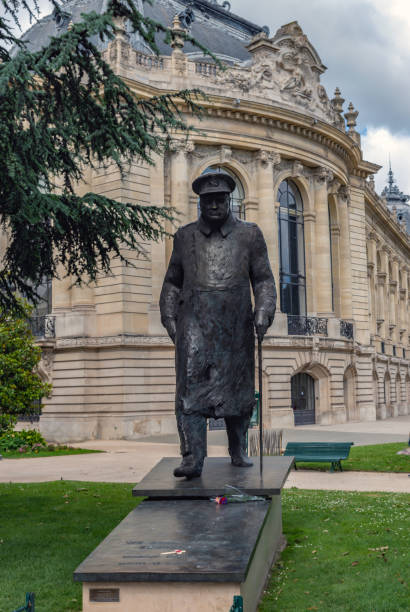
7,0,410,196
362,127,410,195
232,0,410,195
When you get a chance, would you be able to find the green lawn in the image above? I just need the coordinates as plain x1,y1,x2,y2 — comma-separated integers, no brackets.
294,442,409,473
0,483,408,612
0,447,102,459
0,482,138,612
260,489,409,612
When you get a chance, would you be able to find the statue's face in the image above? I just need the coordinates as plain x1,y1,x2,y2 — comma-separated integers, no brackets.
200,192,230,224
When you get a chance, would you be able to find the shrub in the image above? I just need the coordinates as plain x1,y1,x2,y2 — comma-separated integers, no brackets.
0,428,47,452
0,413,17,434
0,302,51,418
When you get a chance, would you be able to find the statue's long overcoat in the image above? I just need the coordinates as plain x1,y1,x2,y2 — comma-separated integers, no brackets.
160,213,276,419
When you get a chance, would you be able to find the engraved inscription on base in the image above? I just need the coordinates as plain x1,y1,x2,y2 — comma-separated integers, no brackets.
89,588,120,603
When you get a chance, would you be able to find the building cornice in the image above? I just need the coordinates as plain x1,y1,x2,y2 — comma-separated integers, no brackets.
122,77,379,178
365,185,410,252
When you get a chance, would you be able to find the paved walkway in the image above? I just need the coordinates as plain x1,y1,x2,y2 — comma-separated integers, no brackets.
1,416,409,493
139,414,410,447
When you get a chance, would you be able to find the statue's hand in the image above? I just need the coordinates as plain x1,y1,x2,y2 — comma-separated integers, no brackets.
165,319,177,344
254,310,271,342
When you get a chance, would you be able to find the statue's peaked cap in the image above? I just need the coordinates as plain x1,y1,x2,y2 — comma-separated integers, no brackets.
192,172,236,195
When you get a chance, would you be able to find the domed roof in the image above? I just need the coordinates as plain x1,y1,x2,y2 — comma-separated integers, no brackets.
20,0,266,64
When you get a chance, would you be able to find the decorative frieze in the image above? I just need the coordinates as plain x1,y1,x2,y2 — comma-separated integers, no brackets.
57,335,174,349
257,150,281,167
313,166,334,185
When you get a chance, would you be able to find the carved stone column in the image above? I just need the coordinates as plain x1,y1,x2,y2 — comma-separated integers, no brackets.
257,150,280,297
313,167,334,316
381,247,391,338
389,279,397,339
367,232,378,336
303,211,316,314
149,153,167,334
338,185,353,319
170,141,191,228
376,272,386,338
392,259,400,341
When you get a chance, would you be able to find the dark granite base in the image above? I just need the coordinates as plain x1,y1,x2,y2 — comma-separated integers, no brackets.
74,499,270,583
132,456,294,498
74,457,292,611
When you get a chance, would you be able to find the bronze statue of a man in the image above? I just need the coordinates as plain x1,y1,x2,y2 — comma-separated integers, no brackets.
160,172,276,478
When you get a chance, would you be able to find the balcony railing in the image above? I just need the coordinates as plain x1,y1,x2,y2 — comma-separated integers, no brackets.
29,315,55,339
287,315,328,336
195,61,218,76
136,52,164,70
340,320,354,340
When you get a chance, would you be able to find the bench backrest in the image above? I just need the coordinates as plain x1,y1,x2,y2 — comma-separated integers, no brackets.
284,442,354,457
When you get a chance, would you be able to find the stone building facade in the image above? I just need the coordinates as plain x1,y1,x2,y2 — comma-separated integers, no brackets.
18,0,410,441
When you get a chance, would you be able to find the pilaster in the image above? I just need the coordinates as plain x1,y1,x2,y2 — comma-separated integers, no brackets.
149,153,167,335
313,167,334,316
338,185,353,319
257,150,280,290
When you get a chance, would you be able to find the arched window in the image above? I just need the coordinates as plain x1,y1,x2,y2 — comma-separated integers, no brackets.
25,276,52,317
199,165,245,219
278,179,306,315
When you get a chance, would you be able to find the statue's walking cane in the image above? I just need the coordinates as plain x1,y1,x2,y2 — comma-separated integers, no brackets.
258,334,263,477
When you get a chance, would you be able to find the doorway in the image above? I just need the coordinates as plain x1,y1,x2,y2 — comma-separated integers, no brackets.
291,373,316,425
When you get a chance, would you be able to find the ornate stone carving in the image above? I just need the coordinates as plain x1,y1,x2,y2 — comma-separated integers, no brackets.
328,178,342,196
40,348,54,373
338,184,350,203
344,102,360,144
199,21,338,123
170,15,185,51
257,150,281,167
313,167,334,185
192,144,219,160
219,146,232,163
170,140,194,155
330,87,345,130
292,161,304,178
178,3,195,30
231,149,254,165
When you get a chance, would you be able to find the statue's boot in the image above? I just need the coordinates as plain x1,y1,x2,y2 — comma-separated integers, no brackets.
174,411,207,479
225,415,253,468
173,454,204,479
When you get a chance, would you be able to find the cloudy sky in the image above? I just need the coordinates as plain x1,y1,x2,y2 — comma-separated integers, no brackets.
233,0,410,195
10,0,410,195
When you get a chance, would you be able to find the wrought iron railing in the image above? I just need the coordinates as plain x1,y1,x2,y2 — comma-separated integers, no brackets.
340,320,354,340
29,315,55,338
287,315,328,336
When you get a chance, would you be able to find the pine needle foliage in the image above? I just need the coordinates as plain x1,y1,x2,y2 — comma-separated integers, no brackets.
0,0,210,312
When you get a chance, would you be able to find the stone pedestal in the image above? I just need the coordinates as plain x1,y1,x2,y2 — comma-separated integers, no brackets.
74,457,293,612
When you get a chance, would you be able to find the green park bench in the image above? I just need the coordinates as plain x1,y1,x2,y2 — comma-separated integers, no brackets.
284,442,354,472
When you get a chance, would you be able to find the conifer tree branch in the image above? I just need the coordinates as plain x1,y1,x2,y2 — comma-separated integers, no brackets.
0,0,213,312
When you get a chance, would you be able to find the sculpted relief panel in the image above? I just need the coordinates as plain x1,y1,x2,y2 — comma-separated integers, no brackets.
200,23,341,125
